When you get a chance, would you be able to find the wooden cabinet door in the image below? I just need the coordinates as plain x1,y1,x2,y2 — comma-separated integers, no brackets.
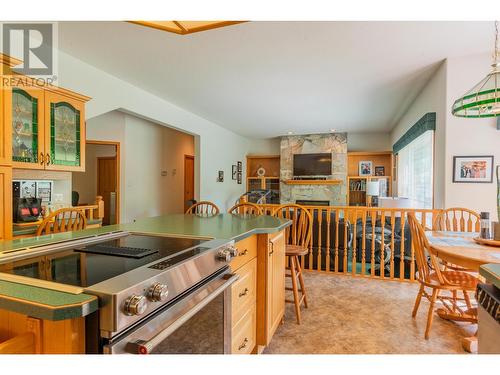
0,166,13,240
267,230,285,340
9,78,45,169
0,75,12,166
44,91,86,172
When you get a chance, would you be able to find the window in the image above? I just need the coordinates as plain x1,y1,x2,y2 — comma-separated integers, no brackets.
396,130,433,208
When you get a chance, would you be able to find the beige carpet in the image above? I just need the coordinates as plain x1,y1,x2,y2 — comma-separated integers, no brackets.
265,272,476,354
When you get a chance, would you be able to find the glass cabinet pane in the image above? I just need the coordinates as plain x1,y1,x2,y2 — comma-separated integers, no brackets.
50,102,81,166
12,88,39,163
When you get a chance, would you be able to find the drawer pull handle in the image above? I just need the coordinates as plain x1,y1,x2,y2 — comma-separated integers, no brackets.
269,240,274,256
239,249,248,256
45,153,51,166
40,152,45,165
239,288,249,297
238,338,249,350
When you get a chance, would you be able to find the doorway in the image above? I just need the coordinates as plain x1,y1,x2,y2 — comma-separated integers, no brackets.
184,155,195,212
72,140,120,225
97,156,117,225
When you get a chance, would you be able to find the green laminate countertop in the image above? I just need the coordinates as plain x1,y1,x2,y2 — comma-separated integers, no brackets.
0,213,290,321
0,280,98,320
480,264,500,289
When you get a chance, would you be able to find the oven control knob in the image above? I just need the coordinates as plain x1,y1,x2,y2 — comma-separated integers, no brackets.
216,248,231,262
148,283,169,302
124,295,148,316
227,246,239,257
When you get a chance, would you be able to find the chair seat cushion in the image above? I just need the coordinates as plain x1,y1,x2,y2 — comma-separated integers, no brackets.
286,244,309,256
429,270,479,289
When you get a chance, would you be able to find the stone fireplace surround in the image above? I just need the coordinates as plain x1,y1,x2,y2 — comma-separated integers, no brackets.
280,133,347,206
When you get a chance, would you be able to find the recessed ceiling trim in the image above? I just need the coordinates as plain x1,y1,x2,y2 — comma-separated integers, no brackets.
129,21,246,35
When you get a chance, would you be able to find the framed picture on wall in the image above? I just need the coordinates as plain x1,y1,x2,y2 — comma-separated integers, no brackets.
374,166,385,176
237,161,242,172
359,161,373,176
237,172,242,184
452,155,494,183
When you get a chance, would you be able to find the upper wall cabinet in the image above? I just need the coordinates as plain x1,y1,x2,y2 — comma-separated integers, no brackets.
3,75,90,172
10,78,45,169
44,91,86,172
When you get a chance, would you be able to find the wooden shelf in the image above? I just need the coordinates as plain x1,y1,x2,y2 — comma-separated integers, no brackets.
284,179,342,185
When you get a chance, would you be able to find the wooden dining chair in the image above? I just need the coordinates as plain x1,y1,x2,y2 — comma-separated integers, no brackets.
228,202,264,215
36,208,87,236
272,204,313,324
433,208,480,232
433,208,480,272
407,212,479,339
185,201,220,216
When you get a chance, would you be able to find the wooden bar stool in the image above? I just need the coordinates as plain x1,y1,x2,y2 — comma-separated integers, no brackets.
285,245,308,324
272,204,313,324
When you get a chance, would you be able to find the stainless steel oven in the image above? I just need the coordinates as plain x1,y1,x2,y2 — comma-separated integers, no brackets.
103,268,237,354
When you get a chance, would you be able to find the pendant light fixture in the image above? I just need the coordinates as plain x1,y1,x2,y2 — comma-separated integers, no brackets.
452,21,500,117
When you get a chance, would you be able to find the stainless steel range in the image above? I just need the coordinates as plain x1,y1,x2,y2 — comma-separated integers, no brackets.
0,231,239,354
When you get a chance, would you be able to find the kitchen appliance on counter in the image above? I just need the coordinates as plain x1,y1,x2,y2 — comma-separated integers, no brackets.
0,232,239,354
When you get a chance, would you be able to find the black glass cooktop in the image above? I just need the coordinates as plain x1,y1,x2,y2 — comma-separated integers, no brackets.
0,234,206,287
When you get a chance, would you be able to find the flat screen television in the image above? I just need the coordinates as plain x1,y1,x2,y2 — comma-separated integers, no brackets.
293,153,332,176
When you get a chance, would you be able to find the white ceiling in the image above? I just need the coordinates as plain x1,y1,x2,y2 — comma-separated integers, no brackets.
58,21,493,139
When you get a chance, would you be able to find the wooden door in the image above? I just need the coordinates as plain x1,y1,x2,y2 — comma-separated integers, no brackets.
184,155,195,212
0,166,13,240
8,78,45,169
44,91,86,172
97,156,117,225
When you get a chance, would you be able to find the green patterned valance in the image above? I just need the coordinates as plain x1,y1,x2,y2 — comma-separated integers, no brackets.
393,112,436,154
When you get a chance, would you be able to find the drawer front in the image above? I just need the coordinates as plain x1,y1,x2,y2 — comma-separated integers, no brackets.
231,305,256,354
230,235,257,271
231,258,257,324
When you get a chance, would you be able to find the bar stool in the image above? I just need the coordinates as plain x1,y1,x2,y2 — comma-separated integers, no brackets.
272,204,312,324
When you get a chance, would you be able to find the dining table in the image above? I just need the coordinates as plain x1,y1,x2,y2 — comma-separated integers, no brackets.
425,231,500,353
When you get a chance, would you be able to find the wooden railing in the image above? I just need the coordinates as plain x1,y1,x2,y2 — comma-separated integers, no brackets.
76,196,104,227
257,204,446,282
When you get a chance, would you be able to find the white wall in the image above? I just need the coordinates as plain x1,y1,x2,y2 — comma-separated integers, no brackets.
390,61,447,208
56,51,275,214
347,132,392,152
445,53,500,219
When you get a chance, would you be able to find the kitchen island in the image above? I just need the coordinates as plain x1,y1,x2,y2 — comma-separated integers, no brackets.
0,214,291,354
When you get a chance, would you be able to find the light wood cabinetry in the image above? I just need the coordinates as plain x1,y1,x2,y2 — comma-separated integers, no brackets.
0,56,90,240
246,155,280,204
230,235,258,354
256,230,285,348
43,90,87,172
231,230,286,354
347,151,393,206
0,309,85,354
0,166,12,240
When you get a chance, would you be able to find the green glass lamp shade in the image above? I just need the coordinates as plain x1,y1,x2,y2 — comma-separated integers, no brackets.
452,65,500,118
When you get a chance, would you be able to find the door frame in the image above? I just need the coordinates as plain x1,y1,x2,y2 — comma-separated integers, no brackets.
87,140,120,224
184,154,195,212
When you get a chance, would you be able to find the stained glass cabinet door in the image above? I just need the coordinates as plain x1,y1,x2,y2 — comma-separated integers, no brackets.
44,92,86,172
10,85,45,169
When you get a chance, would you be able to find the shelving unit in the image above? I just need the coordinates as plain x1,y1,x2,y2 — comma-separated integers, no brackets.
246,155,280,204
347,151,393,206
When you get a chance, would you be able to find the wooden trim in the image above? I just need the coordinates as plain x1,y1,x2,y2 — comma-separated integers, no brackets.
128,21,246,35
0,53,23,68
347,151,393,156
283,179,342,185
246,155,280,159
88,140,121,224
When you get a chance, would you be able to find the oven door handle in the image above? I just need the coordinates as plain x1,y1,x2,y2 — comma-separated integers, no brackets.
117,272,238,354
